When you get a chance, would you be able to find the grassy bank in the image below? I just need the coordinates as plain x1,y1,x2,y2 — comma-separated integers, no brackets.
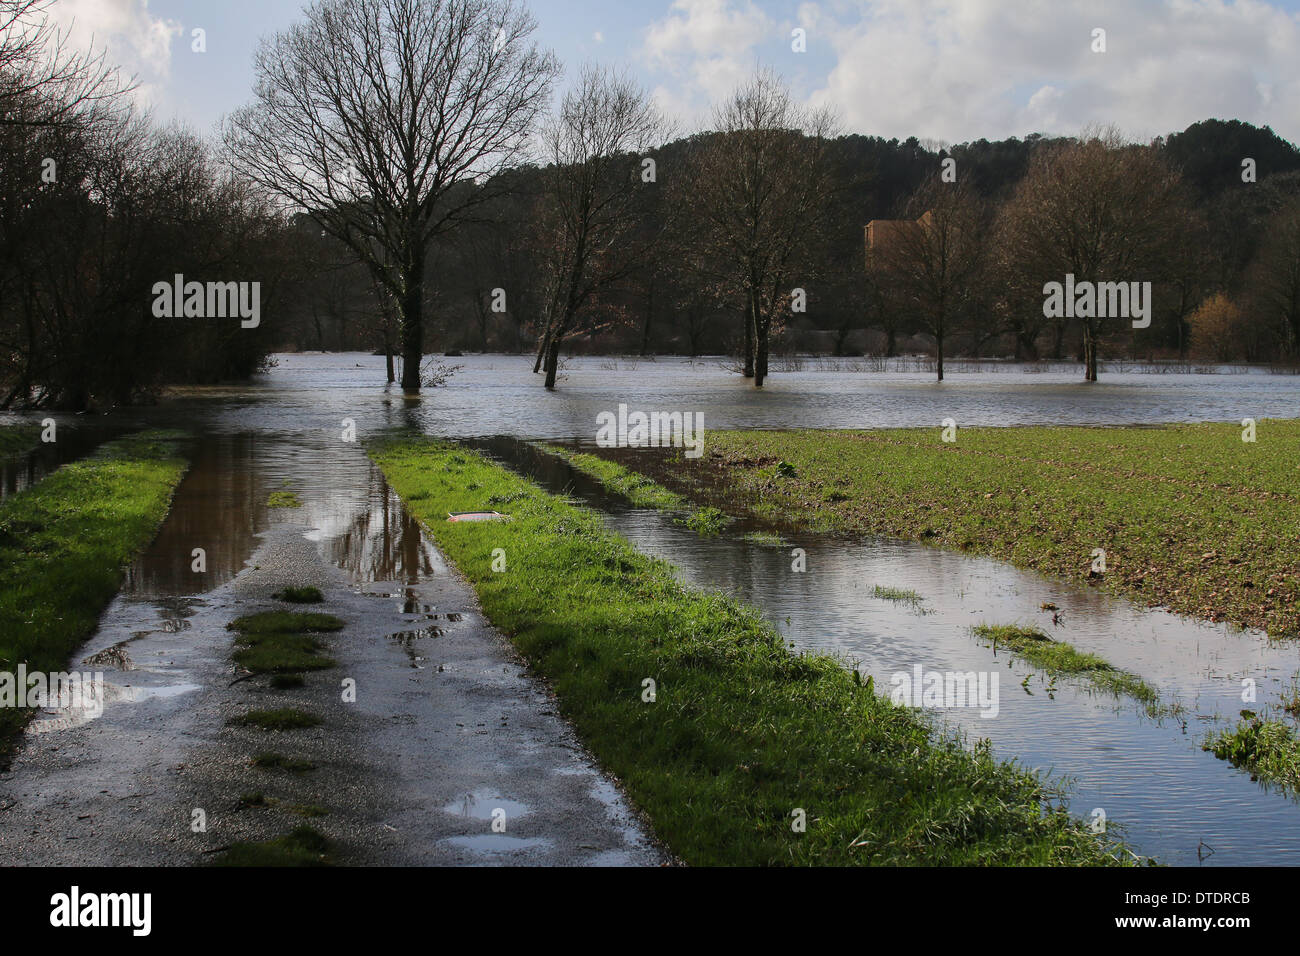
0,430,188,758
1205,713,1300,793
536,443,687,510
973,625,1165,716
537,443,732,536
370,435,1130,866
0,423,39,458
626,423,1300,638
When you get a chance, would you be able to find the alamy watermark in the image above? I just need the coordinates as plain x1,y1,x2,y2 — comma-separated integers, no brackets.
890,664,999,718
151,274,260,328
1042,273,1152,329
595,403,704,458
0,666,104,718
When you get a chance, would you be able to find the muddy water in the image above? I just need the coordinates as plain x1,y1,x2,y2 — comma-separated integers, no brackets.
478,437,1300,867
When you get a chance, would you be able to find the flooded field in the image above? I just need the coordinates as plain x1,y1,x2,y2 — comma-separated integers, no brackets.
4,352,1298,865
478,437,1300,866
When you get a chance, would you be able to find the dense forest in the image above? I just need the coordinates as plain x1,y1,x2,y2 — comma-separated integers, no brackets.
4,0,1300,409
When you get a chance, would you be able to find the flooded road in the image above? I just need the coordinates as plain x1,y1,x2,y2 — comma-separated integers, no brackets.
481,438,1300,867
0,428,664,866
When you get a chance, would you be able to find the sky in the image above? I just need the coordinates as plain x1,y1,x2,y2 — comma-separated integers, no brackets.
39,0,1300,146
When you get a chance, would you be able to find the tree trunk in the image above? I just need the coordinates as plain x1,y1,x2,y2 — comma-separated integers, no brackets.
885,326,897,358
399,264,424,393
936,332,944,382
533,326,549,373
754,326,768,387
543,337,561,389
743,298,755,378
385,331,395,383
640,278,654,356
1083,323,1098,381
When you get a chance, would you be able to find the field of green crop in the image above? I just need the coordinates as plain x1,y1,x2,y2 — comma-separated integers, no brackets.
638,422,1300,638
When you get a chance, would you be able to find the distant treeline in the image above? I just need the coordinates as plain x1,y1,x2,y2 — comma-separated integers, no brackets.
4,0,1300,409
280,117,1300,372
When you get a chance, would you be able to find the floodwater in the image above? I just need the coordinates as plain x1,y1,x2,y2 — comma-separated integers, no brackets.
479,437,1300,867
5,352,1300,865
179,352,1300,438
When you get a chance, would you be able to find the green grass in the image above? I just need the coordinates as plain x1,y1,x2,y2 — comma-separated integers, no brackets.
680,505,729,535
873,585,925,605
232,632,335,675
369,434,1131,866
273,586,324,603
0,429,187,759
641,423,1300,637
267,491,302,508
213,825,331,866
537,444,687,510
228,611,344,634
538,443,733,538
741,530,787,547
251,752,316,773
0,423,40,458
228,708,323,731
974,625,1163,714
1205,712,1300,793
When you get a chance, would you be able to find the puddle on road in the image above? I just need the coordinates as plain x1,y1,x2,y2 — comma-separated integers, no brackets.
441,834,550,855
443,791,530,820
480,436,1300,867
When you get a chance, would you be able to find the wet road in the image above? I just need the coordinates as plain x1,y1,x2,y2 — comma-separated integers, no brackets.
0,432,664,866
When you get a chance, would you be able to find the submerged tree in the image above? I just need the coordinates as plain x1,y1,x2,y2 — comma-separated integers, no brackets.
224,0,558,391
998,129,1189,381
684,70,838,387
867,176,986,381
531,65,667,389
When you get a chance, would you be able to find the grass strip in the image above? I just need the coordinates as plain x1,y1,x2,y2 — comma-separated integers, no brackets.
535,443,687,510
228,611,344,634
228,708,323,731
0,429,187,760
232,632,335,675
274,586,324,603
213,825,331,866
537,443,731,536
0,423,40,458
370,435,1131,866
641,423,1300,637
974,625,1163,714
1204,713,1300,793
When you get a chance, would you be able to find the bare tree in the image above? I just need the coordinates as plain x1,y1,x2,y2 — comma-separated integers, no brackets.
223,0,558,391
998,129,1189,381
684,70,838,386
0,0,129,129
530,65,666,388
1247,199,1300,359
867,176,986,381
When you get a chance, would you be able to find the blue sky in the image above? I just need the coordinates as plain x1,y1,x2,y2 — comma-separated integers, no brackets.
46,0,1300,145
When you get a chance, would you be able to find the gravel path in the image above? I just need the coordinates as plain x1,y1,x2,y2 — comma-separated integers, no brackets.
0,441,667,866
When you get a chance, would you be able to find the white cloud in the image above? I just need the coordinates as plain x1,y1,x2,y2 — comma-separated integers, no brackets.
46,0,183,110
642,0,778,122
809,0,1300,143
